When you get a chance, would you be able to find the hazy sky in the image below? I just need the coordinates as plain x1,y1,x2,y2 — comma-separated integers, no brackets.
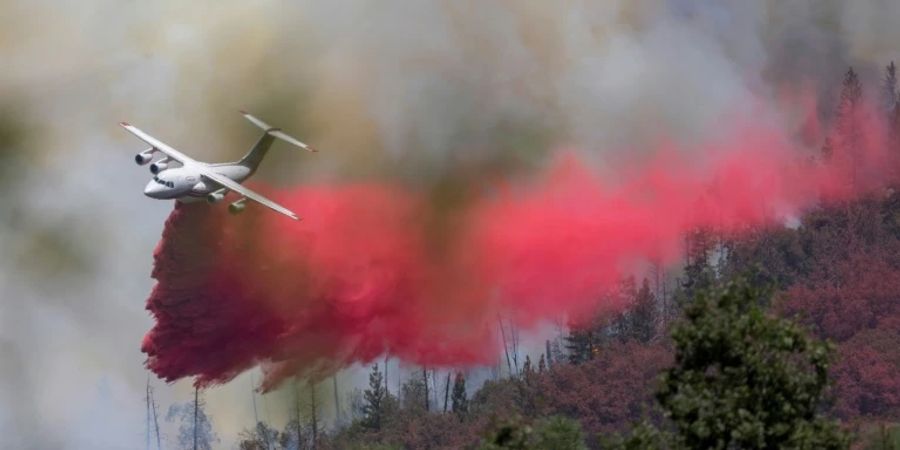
1,1,898,448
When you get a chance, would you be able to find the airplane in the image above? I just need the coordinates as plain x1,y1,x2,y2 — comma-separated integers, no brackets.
120,111,316,220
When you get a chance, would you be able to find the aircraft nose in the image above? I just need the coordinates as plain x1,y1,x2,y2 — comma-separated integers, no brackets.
144,181,163,198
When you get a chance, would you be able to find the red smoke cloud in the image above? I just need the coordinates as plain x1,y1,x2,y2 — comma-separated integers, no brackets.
142,112,894,390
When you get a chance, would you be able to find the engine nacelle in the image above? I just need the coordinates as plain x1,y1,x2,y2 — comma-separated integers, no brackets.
207,189,228,204
134,148,155,165
228,198,247,215
149,159,169,174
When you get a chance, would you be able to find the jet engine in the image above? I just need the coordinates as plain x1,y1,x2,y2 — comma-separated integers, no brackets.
229,198,247,215
149,158,170,174
134,148,155,165
207,189,228,204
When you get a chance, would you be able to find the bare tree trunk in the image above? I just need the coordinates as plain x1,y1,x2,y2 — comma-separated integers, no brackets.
443,372,451,412
431,368,439,408
310,382,319,450
498,316,513,376
294,380,302,450
545,340,553,369
193,387,199,450
251,373,260,425
422,368,429,411
150,383,162,450
251,374,271,450
510,324,520,375
332,375,342,427
383,355,389,396
146,377,151,450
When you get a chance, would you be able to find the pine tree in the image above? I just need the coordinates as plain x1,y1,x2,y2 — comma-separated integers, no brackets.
521,355,534,384
840,67,864,115
362,364,391,430
883,62,898,114
837,67,865,184
451,372,468,418
885,62,900,157
481,416,588,450
627,278,657,343
537,354,546,373
892,102,900,159
563,327,598,364
651,280,849,449
682,228,715,301
564,282,635,363
400,376,428,413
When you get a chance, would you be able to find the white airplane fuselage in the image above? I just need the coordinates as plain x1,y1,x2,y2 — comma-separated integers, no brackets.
124,111,316,220
143,164,251,202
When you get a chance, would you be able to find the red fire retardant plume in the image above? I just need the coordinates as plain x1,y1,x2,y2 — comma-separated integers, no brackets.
142,116,894,390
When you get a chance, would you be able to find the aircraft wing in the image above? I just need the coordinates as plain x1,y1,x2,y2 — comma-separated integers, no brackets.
197,168,300,221
119,122,197,165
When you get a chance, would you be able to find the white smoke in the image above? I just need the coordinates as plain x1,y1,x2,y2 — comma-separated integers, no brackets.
1,1,898,447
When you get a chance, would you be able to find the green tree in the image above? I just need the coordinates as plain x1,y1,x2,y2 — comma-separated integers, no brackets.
563,327,599,364
399,376,427,413
533,416,588,450
837,67,865,183
626,278,657,343
362,364,394,430
479,415,587,450
886,62,900,156
451,372,469,418
681,228,716,301
639,280,850,449
521,355,532,375
882,62,898,114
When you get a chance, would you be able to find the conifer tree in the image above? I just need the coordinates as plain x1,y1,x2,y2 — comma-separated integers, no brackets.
362,364,392,430
837,67,864,182
618,280,851,449
627,278,657,343
882,62,898,114
885,62,900,155
563,327,598,364
522,355,532,375
451,372,469,418
681,228,715,301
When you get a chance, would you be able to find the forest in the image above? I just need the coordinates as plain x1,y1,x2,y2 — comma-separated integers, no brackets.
155,65,900,450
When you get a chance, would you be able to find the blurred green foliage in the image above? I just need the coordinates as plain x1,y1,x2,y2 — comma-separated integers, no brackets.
480,415,587,450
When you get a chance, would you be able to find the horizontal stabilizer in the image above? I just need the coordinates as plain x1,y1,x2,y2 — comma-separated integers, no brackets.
269,130,317,152
240,110,317,152
239,110,275,131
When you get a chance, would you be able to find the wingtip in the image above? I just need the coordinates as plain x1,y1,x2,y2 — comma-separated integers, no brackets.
119,121,130,127
239,109,249,115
